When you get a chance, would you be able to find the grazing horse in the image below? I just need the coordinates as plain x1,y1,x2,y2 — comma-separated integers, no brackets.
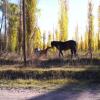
34,47,51,57
51,40,78,58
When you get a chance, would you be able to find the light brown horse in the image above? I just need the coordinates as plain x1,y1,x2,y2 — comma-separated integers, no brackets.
34,47,51,57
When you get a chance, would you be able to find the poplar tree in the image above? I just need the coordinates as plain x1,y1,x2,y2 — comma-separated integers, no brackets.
26,0,37,57
56,30,60,41
47,32,53,47
33,27,42,49
74,24,78,42
87,1,94,58
43,31,46,49
8,3,19,52
79,36,84,51
98,5,100,50
84,26,88,50
59,0,68,41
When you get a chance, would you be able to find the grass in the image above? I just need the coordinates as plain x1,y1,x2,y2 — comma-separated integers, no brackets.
0,52,100,93
0,66,99,93
0,79,77,92
0,78,99,93
0,65,100,80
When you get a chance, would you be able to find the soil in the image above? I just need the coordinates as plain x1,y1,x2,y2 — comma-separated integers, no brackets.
0,84,100,100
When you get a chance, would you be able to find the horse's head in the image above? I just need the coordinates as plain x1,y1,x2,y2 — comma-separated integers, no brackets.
51,41,55,47
51,41,60,48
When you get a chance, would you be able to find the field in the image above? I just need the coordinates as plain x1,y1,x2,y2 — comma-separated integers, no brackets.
0,52,100,99
0,51,100,82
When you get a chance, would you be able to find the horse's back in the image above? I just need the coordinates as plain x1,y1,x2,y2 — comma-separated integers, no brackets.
65,40,76,44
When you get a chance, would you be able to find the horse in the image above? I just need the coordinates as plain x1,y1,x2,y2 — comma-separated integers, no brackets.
51,40,78,58
34,47,51,57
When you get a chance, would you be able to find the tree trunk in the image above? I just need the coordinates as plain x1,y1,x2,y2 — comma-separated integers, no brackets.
22,0,26,66
18,0,23,54
0,13,4,51
4,0,8,51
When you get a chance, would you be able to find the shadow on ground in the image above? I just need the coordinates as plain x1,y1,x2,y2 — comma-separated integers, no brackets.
28,81,100,100
34,58,100,68
0,58,100,67
0,59,22,66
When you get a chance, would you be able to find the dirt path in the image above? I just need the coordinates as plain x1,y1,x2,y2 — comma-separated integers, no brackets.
0,88,43,100
0,84,100,100
28,88,100,100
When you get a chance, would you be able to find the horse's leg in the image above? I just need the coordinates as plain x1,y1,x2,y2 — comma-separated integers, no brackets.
59,50,63,58
74,47,79,59
59,50,61,57
60,50,63,57
70,49,73,59
73,48,77,57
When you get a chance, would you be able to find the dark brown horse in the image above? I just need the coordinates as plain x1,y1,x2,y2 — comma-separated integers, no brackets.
51,40,78,58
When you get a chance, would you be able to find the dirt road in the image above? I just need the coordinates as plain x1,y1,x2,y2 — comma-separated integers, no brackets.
0,88,43,100
0,84,100,100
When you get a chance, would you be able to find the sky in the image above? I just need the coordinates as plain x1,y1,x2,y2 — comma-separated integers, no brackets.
9,0,100,40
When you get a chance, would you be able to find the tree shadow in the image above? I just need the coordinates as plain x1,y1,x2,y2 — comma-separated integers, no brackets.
0,55,100,67
0,58,23,66
27,81,100,100
0,57,100,80
35,58,100,68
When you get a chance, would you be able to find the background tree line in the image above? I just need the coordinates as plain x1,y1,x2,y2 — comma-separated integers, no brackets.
0,0,100,60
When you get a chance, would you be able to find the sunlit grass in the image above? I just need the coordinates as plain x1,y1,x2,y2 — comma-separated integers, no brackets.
0,79,77,91
0,65,100,80
0,65,99,71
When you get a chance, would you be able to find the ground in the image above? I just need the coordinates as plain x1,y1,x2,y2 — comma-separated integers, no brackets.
0,82,100,100
0,52,100,100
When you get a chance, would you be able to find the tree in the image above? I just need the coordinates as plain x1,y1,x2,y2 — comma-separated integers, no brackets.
74,24,78,42
84,26,88,50
0,13,3,51
3,0,8,51
98,5,100,50
47,32,53,47
22,0,26,66
87,1,94,58
94,33,98,51
8,3,19,52
26,0,37,57
59,0,68,41
33,27,42,49
43,31,46,49
0,0,8,51
73,24,79,49
0,0,4,51
79,35,84,51
55,30,60,41
17,0,23,54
